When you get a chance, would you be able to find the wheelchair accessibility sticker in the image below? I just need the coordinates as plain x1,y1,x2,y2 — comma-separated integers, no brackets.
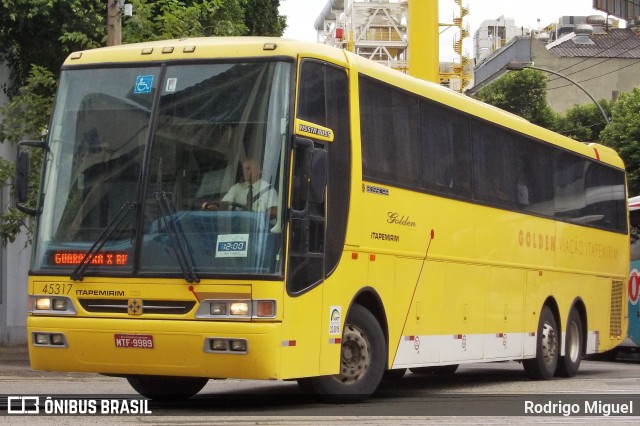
134,75,154,94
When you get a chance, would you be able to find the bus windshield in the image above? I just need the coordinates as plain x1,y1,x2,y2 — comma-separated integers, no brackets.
33,61,291,278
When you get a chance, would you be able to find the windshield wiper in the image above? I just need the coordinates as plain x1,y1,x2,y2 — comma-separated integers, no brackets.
70,201,135,281
154,190,200,283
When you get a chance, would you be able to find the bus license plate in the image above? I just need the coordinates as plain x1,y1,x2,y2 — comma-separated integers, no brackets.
114,334,154,349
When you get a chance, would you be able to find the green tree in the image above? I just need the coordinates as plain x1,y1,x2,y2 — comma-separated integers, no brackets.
0,66,56,243
474,69,557,129
600,87,640,196
0,0,105,95
554,100,612,142
124,0,248,42
244,0,286,36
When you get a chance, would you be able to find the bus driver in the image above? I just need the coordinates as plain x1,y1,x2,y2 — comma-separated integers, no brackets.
201,158,278,218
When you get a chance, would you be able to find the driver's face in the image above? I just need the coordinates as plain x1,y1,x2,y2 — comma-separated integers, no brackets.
243,160,260,183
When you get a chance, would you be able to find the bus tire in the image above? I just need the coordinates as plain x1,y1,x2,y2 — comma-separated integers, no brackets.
126,375,208,400
556,308,583,377
523,305,559,380
297,304,386,403
382,368,406,381
410,364,459,376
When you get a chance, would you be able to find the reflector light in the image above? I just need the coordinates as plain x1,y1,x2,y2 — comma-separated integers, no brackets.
256,300,275,317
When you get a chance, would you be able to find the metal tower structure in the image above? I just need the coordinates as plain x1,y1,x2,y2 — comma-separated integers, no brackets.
315,0,470,90
315,0,410,72
439,0,472,91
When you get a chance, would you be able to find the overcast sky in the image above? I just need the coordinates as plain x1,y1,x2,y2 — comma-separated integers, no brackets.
279,0,615,61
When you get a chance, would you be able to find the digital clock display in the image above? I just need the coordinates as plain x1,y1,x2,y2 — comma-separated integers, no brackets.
215,234,249,258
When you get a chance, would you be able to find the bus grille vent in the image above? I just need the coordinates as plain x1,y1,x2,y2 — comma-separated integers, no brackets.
610,280,624,339
79,299,196,315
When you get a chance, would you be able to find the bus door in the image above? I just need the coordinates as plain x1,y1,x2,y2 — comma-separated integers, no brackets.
280,58,351,378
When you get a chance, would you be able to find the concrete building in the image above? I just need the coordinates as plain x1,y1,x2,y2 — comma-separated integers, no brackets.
473,16,522,63
0,62,29,346
469,16,640,114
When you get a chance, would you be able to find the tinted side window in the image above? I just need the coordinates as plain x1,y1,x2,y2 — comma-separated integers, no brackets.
471,121,517,207
420,101,472,198
297,62,326,124
514,138,555,216
323,65,351,276
359,77,420,187
289,60,351,293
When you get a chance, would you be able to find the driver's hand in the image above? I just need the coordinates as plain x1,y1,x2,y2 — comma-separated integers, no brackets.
201,201,218,210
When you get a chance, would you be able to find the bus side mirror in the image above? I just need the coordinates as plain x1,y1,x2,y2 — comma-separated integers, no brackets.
16,151,29,204
15,140,48,216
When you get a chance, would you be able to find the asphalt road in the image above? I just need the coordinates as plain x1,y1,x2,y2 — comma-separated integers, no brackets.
2,345,640,424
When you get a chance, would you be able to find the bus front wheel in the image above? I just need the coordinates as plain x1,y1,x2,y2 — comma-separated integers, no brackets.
523,305,559,380
297,304,386,403
126,375,208,400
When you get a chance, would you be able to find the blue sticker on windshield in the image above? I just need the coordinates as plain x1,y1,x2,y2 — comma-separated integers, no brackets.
134,75,154,94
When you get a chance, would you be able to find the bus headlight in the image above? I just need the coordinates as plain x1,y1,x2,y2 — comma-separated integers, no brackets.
29,296,77,315
210,302,227,315
196,299,276,320
33,332,68,347
230,302,249,316
35,297,51,310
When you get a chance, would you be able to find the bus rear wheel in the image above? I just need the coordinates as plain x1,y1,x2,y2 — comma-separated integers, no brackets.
126,375,208,400
523,305,559,380
297,304,386,403
555,308,583,377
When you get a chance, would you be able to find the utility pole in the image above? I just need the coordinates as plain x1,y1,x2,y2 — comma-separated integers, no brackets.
107,0,123,46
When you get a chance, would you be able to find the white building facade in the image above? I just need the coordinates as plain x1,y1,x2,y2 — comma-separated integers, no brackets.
0,62,29,346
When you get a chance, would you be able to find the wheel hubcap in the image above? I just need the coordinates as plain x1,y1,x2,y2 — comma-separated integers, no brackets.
335,324,371,384
541,321,558,366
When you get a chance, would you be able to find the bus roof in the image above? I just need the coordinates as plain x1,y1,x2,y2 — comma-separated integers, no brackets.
62,36,347,67
346,52,624,171
63,36,624,171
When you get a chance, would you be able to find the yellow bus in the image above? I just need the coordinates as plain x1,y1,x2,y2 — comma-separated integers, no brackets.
17,37,628,402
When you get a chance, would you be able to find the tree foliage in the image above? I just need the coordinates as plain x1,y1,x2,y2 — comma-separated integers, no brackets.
244,0,286,36
600,87,640,196
124,0,248,42
0,66,55,244
0,0,106,95
474,69,557,129
554,100,612,142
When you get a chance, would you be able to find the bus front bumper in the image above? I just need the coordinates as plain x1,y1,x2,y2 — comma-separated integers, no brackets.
27,316,282,380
